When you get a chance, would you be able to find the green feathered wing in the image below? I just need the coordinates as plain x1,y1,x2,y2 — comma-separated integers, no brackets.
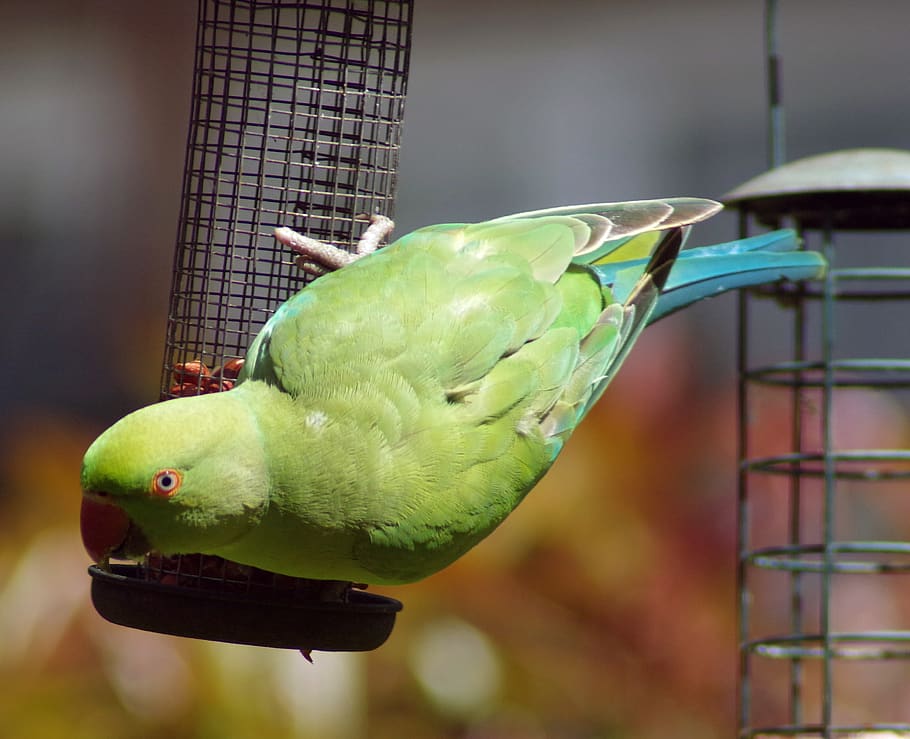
234,199,720,582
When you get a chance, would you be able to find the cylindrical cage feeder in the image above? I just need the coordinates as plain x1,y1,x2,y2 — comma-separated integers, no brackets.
728,148,910,737
89,0,413,652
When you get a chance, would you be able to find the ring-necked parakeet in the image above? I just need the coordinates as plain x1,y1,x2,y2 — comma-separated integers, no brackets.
81,199,824,585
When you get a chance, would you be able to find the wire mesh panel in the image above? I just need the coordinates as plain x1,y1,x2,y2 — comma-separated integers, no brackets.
162,0,412,395
730,161,910,737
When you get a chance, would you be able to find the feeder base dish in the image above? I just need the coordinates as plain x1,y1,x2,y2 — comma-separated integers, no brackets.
89,564,402,651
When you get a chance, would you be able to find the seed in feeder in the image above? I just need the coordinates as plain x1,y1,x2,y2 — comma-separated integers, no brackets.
169,382,203,397
204,378,234,393
172,360,210,383
220,358,245,379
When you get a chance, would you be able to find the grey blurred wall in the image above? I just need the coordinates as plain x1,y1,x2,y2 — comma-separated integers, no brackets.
1,0,908,423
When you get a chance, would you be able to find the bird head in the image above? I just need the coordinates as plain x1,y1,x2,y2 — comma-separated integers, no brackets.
80,391,269,563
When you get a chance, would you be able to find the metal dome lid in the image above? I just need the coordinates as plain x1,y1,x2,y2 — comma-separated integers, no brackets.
723,148,910,229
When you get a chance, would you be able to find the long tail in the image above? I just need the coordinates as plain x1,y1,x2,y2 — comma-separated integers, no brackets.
588,229,826,323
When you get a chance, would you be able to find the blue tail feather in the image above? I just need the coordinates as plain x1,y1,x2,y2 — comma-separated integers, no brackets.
590,229,825,323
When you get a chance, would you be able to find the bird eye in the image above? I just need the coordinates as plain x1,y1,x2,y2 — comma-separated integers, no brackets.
152,469,182,497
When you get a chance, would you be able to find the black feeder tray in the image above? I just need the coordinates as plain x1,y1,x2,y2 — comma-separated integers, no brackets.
89,562,402,652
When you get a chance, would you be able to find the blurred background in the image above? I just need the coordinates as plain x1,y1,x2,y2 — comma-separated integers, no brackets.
1,1,909,737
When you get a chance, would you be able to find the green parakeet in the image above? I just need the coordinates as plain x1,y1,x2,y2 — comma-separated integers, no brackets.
81,198,824,585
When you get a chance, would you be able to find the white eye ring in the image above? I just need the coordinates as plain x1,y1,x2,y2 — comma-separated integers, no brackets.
152,469,182,497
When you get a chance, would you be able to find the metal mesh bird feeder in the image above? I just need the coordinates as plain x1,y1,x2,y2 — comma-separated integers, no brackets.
89,0,413,653
729,2,910,736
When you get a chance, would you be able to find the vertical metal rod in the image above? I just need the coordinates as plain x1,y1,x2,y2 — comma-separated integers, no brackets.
765,0,785,169
788,238,806,726
820,220,837,738
736,207,752,738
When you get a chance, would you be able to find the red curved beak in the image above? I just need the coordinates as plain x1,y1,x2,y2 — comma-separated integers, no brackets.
80,492,130,562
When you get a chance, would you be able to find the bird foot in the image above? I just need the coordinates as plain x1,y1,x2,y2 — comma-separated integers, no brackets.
354,214,394,257
275,214,395,277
